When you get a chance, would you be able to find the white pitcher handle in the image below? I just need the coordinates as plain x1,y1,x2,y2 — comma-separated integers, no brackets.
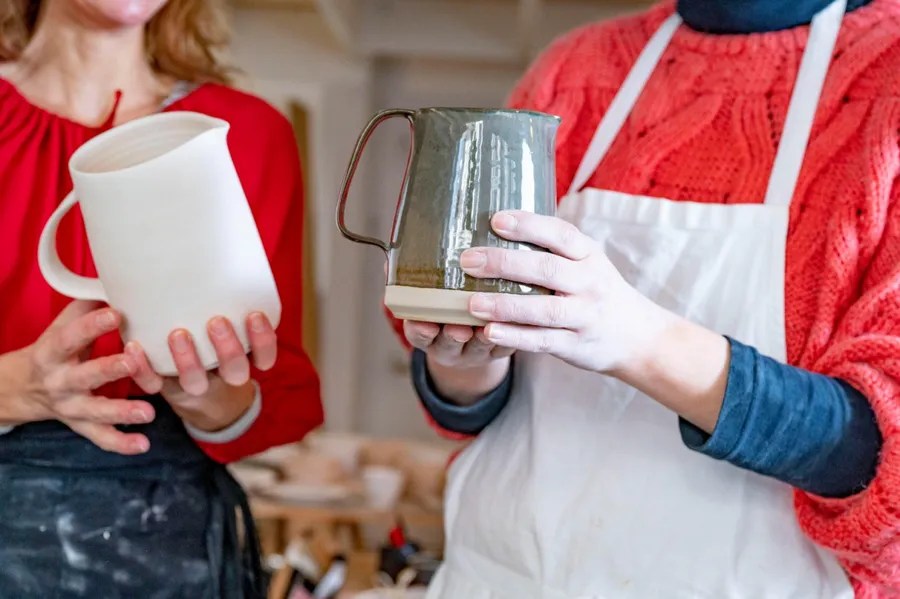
37,192,108,301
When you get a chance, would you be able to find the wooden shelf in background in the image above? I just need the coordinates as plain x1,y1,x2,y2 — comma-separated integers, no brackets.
290,102,320,368
251,498,443,529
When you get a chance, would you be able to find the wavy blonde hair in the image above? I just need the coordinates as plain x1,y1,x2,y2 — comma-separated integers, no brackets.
0,0,232,84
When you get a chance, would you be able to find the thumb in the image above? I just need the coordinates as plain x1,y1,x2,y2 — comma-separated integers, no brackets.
35,300,113,365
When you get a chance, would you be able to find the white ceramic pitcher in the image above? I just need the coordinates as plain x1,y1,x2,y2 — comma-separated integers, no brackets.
37,111,282,376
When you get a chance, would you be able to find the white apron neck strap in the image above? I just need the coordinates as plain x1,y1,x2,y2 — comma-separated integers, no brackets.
566,13,682,196
764,0,847,207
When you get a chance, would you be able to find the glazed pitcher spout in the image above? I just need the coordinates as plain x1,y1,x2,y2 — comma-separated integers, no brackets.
336,107,561,325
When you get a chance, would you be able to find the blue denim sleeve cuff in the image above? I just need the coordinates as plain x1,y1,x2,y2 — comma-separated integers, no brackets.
411,349,513,436
679,336,881,498
679,338,752,460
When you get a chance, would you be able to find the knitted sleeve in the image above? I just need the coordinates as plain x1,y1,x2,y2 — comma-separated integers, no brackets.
793,181,900,593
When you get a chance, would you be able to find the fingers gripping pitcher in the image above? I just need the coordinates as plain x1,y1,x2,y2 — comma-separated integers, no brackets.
336,107,561,325
37,111,282,376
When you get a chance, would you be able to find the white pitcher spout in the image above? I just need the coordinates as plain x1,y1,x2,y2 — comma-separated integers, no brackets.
70,111,230,177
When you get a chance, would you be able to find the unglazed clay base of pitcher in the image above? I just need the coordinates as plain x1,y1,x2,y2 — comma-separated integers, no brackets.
385,286,487,326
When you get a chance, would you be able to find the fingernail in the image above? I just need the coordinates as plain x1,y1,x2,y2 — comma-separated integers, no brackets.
172,331,191,354
131,409,151,424
98,311,117,328
209,317,229,338
469,295,494,317
460,250,486,270
118,358,134,376
250,313,267,333
447,331,469,343
492,213,518,233
133,437,150,453
486,325,504,342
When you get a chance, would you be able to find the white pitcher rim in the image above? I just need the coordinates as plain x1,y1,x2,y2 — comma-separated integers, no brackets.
69,111,229,178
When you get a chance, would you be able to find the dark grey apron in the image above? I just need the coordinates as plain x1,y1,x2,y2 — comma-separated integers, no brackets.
0,394,265,599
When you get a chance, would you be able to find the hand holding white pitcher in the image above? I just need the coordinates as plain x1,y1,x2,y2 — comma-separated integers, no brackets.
34,110,284,436
0,301,280,452
132,310,279,433
37,111,283,378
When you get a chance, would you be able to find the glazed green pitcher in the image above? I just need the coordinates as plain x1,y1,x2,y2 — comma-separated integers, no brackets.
336,107,560,326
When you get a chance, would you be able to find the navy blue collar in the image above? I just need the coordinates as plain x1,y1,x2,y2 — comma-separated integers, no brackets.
677,0,872,34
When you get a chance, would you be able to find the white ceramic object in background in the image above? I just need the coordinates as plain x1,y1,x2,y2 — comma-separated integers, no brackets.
244,444,306,470
264,482,354,505
307,432,364,475
362,465,406,510
37,111,281,376
228,463,279,493
279,451,346,485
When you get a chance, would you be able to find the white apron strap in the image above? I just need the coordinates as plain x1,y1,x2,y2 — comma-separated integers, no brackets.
566,13,682,196
763,0,846,206
567,0,847,205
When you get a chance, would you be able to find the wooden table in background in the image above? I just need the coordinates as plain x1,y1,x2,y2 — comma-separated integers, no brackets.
252,498,442,597
251,498,443,529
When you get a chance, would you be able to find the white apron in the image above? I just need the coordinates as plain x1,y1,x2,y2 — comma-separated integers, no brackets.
426,1,856,598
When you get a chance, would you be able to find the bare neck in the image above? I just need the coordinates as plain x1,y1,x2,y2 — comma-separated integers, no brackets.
0,2,172,126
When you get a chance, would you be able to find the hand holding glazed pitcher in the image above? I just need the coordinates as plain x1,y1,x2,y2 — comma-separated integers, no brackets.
337,107,562,389
337,107,560,319
337,107,671,382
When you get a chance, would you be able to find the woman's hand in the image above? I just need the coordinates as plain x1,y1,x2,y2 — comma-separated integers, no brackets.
459,210,675,376
404,322,515,370
0,300,158,454
131,313,277,433
403,321,513,405
460,210,731,430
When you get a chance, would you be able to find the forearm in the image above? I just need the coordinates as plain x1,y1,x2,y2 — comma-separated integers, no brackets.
413,350,514,436
613,312,730,433
426,353,511,406
194,350,322,464
679,338,880,497
183,381,262,443
165,379,257,433
616,311,881,498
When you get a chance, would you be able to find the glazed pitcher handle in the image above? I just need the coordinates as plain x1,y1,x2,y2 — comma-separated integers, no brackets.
37,191,108,301
336,109,416,254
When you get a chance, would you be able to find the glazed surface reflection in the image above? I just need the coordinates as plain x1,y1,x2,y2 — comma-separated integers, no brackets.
337,107,560,296
390,108,559,294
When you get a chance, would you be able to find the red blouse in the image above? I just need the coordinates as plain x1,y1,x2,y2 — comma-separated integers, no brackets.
0,79,323,463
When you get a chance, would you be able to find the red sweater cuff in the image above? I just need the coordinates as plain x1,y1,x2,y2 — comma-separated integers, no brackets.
794,361,900,593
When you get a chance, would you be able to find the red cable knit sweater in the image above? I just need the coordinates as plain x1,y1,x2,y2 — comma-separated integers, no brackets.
390,0,900,593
